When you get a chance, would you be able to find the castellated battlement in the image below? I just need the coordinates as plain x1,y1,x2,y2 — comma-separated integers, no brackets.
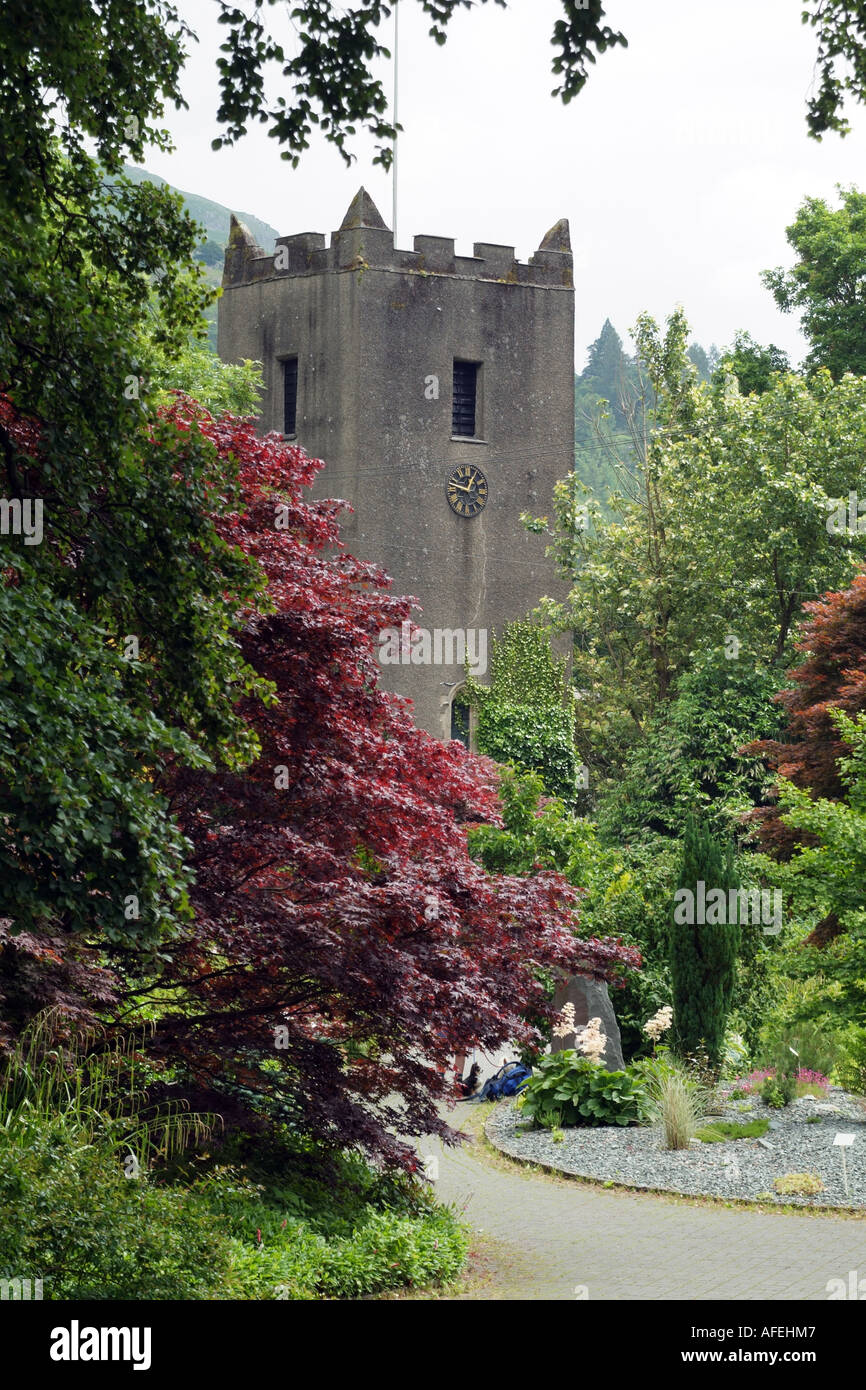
223,187,573,290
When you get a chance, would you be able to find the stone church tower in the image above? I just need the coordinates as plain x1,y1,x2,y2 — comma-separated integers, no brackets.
218,189,574,740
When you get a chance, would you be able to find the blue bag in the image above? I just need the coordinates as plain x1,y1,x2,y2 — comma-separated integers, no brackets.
478,1060,532,1102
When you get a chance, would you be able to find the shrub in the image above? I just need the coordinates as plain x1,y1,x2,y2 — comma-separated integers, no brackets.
761,1076,794,1109
0,1115,469,1301
221,1235,320,1302
757,1019,841,1083
191,1155,469,1300
773,1173,824,1197
216,1202,468,1301
516,1051,648,1129
315,1206,468,1299
0,1014,470,1301
837,1026,866,1097
0,1114,229,1300
0,1009,231,1299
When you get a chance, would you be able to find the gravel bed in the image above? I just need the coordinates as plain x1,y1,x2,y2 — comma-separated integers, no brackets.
485,1087,866,1208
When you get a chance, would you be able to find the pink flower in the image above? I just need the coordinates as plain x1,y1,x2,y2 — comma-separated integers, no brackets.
732,1066,830,1094
796,1068,829,1090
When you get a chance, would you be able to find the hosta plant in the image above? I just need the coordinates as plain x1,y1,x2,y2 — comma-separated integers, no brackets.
516,1051,649,1129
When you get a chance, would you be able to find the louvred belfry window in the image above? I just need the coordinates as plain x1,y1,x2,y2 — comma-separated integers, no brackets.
452,360,479,437
283,357,298,436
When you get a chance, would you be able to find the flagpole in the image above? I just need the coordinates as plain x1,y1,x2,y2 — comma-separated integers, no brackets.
392,0,399,242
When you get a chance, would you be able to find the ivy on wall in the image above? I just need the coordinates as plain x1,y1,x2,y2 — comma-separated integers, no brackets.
462,620,579,801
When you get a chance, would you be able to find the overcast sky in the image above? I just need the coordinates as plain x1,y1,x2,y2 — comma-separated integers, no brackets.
145,0,866,368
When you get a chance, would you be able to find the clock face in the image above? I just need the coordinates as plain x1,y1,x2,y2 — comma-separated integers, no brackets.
447,465,488,517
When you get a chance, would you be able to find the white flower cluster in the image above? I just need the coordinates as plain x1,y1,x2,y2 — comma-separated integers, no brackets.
577,1017,607,1064
643,1004,673,1042
552,1003,608,1064
552,1001,576,1039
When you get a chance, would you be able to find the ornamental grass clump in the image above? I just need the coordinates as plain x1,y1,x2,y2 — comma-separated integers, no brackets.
644,1059,714,1151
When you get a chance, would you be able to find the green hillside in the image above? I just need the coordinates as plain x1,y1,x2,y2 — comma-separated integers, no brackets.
122,164,279,251
120,166,279,349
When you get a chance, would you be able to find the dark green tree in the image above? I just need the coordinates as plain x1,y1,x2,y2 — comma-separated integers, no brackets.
573,319,643,513
582,319,631,414
0,3,266,978
762,187,866,378
599,650,787,845
715,331,790,395
669,815,741,1064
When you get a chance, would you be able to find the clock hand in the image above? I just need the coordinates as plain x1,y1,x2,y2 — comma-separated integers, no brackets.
450,482,475,492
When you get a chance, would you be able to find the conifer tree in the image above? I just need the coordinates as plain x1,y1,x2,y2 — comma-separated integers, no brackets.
583,319,627,400
579,319,634,432
669,815,741,1063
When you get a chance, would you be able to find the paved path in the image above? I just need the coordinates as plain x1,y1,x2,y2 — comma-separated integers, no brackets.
420,1113,866,1300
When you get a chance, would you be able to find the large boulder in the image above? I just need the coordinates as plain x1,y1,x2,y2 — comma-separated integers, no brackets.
550,975,625,1072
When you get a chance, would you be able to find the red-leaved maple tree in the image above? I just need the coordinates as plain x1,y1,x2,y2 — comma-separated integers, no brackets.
744,568,866,943
147,399,640,1165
